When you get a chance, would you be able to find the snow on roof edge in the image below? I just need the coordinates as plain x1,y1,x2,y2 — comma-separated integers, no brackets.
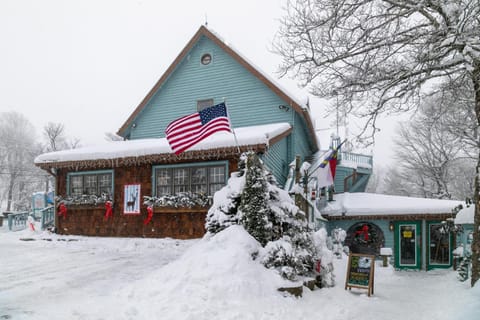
35,123,291,164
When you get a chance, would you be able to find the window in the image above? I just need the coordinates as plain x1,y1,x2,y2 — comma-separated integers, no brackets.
68,171,113,196
154,163,226,197
200,53,212,65
197,98,214,111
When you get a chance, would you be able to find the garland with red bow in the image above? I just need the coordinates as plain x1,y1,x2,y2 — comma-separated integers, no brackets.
143,206,153,225
58,202,67,219
104,201,113,220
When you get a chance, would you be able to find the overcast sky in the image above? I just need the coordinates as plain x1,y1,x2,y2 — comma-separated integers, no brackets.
0,0,399,165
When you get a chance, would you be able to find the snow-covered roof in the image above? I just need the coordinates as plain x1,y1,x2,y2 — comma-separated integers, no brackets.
455,205,474,225
35,123,291,166
322,192,463,217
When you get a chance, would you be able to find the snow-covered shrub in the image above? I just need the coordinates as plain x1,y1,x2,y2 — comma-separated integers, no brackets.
330,227,347,258
205,151,331,282
313,228,335,287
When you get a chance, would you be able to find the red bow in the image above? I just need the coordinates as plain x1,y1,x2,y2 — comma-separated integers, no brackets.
143,206,153,225
58,203,67,219
104,201,113,220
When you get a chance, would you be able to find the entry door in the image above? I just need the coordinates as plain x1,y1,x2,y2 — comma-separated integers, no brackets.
395,222,422,269
427,221,452,270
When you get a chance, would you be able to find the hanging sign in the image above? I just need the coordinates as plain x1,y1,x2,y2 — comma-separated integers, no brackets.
124,184,141,214
345,253,375,296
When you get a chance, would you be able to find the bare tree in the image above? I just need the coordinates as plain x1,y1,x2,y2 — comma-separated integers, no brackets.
0,112,42,211
275,0,480,286
390,97,475,199
43,122,66,152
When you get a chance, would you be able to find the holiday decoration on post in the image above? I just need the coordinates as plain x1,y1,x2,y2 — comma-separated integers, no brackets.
143,206,153,225
104,201,113,221
58,202,67,219
27,215,35,231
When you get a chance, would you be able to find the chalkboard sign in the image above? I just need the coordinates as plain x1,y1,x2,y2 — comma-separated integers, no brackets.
345,253,375,296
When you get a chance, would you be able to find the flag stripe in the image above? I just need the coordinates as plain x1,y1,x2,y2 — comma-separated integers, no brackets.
165,113,199,134
165,102,232,155
168,117,230,148
172,123,232,155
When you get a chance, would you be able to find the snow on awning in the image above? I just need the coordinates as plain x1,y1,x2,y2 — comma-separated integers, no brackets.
322,192,463,218
455,205,474,225
35,123,292,169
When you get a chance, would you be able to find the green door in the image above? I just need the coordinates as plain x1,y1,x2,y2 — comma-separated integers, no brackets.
395,221,422,269
427,221,452,270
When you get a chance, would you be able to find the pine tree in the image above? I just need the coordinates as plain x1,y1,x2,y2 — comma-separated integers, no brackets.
239,152,273,246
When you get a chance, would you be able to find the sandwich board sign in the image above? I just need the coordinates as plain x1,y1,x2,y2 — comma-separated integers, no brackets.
345,253,375,296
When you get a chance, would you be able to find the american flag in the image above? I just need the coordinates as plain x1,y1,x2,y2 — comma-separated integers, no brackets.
165,102,232,155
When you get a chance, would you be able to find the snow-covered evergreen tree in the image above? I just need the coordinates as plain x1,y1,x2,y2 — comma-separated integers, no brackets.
238,152,273,246
204,155,246,235
205,151,333,283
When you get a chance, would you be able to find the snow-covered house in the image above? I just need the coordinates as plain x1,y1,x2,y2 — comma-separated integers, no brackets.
34,26,322,239
321,192,463,270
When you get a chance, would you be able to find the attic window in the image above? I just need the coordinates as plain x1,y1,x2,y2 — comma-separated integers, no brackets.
197,99,214,111
201,53,212,65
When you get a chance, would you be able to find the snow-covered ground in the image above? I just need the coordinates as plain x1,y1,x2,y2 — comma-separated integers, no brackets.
1,223,478,320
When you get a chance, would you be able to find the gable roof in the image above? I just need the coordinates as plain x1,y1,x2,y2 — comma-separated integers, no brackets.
116,25,318,150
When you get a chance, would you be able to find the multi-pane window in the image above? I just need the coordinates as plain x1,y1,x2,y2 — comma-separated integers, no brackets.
68,172,113,196
155,164,226,196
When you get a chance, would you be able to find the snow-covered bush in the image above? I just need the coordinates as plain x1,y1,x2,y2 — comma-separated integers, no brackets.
330,227,347,258
205,151,333,283
313,228,335,287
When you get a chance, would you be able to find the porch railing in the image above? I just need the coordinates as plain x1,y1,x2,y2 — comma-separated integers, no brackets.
40,206,55,230
7,211,29,231
339,151,373,167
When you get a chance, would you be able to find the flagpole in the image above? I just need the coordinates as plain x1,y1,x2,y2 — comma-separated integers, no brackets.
223,98,241,154
308,139,347,178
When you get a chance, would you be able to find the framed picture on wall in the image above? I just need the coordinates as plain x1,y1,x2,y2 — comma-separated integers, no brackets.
124,184,141,214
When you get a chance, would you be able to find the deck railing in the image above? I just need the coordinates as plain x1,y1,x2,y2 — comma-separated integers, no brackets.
40,206,55,230
339,151,373,167
7,211,29,231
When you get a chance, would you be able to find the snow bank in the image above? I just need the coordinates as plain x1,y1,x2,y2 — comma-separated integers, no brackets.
117,225,292,319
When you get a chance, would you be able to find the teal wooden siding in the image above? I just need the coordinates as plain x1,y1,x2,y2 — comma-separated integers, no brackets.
128,36,311,147
124,35,316,185
261,136,289,186
327,220,394,251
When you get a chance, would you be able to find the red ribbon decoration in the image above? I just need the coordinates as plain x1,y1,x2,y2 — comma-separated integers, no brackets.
355,224,370,241
58,203,67,219
104,201,113,220
143,206,153,225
